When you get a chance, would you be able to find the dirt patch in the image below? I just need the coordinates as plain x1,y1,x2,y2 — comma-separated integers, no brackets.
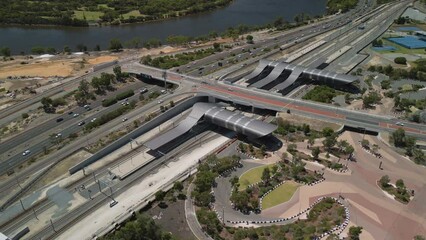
146,200,196,240
30,150,92,191
0,60,77,78
278,112,342,131
87,56,118,65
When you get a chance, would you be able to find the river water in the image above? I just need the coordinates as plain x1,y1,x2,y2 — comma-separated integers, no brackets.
0,0,326,54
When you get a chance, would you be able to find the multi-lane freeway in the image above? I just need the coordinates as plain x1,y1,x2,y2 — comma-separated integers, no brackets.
0,0,425,239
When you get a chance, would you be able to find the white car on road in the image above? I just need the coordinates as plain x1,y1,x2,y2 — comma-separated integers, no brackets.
22,150,31,156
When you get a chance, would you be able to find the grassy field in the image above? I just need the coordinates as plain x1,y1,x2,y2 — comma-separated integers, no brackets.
238,164,275,191
74,11,104,21
261,181,299,209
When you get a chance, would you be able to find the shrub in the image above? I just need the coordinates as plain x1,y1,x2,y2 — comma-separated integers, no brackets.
22,113,29,119
394,57,407,65
102,98,117,107
115,90,134,101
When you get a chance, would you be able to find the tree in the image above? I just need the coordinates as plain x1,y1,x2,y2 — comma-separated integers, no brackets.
396,179,405,189
41,97,54,113
246,35,254,44
260,144,266,156
21,113,29,119
173,181,184,191
348,226,363,240
287,143,297,153
239,142,245,153
231,191,249,210
392,128,406,147
322,127,335,137
31,46,45,55
155,190,166,201
414,235,426,240
109,38,123,52
344,145,355,155
94,44,101,51
302,124,310,135
229,176,239,187
78,79,90,95
261,168,271,182
63,45,71,54
248,143,254,153
312,147,320,159
394,57,407,65
323,134,337,152
213,42,221,51
0,47,11,57
372,39,383,47
274,17,284,27
113,65,123,81
379,175,390,188
413,148,425,165
308,136,315,147
363,91,382,108
169,100,174,107
76,43,87,52
361,139,370,148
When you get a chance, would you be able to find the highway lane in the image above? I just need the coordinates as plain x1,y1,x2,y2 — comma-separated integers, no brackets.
177,0,373,77
0,88,193,200
0,84,165,176
0,81,149,158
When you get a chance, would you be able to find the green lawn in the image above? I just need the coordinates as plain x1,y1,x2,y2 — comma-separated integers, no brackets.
74,11,104,21
122,10,145,19
238,164,275,191
261,181,299,209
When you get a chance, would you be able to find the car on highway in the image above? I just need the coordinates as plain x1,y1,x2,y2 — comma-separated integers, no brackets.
56,117,64,123
22,150,30,156
161,89,167,94
56,133,62,138
78,121,85,126
158,99,164,104
73,113,79,118
140,88,148,93
396,122,404,126
122,117,128,122
91,118,97,123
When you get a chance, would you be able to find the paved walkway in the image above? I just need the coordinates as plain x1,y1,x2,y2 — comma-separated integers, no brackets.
209,131,426,239
185,181,213,240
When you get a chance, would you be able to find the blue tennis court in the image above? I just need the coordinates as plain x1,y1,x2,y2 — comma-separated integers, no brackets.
372,46,396,51
388,36,426,49
398,26,421,32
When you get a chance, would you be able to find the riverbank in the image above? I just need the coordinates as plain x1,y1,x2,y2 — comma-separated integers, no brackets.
0,0,234,27
0,0,327,54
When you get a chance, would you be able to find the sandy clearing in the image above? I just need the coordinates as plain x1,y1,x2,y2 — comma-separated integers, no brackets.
0,61,75,78
87,56,118,65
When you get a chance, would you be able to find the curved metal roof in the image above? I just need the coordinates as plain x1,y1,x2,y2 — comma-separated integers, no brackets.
200,103,277,138
144,102,277,150
245,60,358,90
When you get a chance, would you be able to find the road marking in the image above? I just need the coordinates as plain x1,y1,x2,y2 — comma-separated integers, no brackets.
201,85,345,120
